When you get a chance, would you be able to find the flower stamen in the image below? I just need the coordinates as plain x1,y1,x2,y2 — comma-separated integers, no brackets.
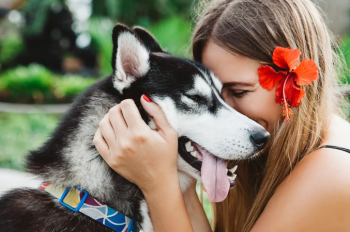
281,99,292,122
282,72,292,122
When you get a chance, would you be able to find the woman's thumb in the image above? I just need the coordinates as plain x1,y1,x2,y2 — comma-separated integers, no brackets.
141,95,173,134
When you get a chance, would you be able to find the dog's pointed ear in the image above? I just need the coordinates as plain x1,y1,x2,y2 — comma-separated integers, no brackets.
132,26,163,53
111,24,150,93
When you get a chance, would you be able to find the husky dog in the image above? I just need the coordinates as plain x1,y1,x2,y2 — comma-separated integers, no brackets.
0,24,269,232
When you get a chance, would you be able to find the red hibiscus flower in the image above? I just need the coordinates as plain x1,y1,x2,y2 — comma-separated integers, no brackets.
258,47,319,122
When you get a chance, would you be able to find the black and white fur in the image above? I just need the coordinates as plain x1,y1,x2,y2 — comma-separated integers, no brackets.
0,24,268,232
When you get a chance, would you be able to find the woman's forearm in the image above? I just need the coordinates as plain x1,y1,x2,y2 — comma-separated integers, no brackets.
142,175,194,232
183,184,213,232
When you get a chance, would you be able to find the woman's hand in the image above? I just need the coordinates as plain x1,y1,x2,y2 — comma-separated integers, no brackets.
93,95,178,195
93,95,195,232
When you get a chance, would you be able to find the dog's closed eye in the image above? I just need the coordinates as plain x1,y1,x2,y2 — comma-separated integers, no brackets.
185,94,207,103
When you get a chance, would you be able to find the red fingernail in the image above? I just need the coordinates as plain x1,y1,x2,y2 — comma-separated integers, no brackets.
143,94,152,102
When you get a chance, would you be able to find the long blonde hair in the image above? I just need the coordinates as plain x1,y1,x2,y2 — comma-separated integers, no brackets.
192,0,344,231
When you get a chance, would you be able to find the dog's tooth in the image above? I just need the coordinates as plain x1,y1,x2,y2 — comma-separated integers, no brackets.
228,174,237,183
190,151,197,157
229,165,238,174
185,141,193,152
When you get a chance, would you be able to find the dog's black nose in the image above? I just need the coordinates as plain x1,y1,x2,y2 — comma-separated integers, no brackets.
250,131,270,150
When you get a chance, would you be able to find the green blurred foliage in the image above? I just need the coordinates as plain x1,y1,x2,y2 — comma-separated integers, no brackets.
88,18,114,76
92,0,196,27
0,64,52,95
0,64,97,103
150,17,192,58
53,75,96,99
0,33,24,66
88,16,192,75
0,113,60,171
20,0,64,36
0,0,196,75
340,35,350,84
16,0,195,38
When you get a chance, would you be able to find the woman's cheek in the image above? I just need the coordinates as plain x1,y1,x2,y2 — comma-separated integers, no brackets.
234,95,268,128
247,88,283,133
224,90,282,134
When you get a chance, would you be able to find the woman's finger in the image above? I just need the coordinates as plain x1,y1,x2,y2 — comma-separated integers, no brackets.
93,128,110,161
108,104,128,137
141,95,174,137
119,99,147,129
99,113,117,148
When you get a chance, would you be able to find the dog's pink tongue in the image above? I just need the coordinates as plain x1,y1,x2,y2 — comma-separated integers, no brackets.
199,147,229,202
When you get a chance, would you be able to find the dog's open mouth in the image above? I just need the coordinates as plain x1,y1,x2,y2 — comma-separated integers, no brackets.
178,137,238,202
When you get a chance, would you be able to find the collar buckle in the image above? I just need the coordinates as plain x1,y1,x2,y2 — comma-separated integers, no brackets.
59,186,88,212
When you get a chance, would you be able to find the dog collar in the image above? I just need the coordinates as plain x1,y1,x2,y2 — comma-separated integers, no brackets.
39,183,137,232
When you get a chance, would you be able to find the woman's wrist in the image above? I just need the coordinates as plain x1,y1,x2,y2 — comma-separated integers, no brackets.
142,173,194,232
140,170,180,198
183,181,198,205
183,181,213,232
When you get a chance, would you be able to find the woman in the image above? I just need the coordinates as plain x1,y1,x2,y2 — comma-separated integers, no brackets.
93,0,350,231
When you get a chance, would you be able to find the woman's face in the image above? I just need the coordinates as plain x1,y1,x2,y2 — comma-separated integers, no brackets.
202,41,282,134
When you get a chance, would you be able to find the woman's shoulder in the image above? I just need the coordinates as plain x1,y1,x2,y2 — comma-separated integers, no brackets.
251,115,350,232
304,115,350,178
291,114,350,195
299,114,350,183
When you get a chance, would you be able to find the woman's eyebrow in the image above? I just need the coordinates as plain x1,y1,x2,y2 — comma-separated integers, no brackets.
222,81,255,87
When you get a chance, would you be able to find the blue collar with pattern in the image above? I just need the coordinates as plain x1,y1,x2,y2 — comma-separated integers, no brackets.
39,183,139,232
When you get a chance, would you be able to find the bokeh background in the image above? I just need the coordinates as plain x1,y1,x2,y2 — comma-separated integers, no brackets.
0,0,349,223
0,0,196,170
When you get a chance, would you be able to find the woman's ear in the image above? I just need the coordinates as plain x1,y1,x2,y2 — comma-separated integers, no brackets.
111,24,150,93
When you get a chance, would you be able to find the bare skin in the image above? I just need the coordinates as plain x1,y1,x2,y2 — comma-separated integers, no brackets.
94,41,350,231
250,115,350,232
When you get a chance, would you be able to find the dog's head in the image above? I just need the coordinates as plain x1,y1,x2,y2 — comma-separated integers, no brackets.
111,24,270,202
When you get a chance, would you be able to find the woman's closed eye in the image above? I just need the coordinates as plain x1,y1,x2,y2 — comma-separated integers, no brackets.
229,90,249,98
